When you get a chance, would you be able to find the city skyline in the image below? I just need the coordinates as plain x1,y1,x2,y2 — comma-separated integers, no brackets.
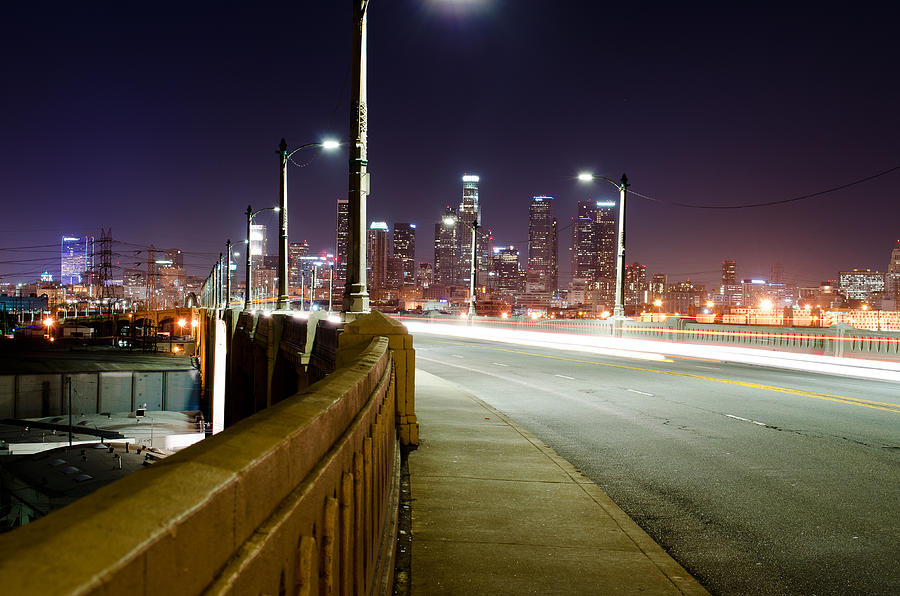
2,3,899,290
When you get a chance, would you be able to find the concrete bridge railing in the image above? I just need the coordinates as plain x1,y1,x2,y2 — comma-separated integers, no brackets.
0,327,404,594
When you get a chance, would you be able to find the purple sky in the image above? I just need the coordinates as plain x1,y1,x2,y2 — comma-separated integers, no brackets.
3,2,899,288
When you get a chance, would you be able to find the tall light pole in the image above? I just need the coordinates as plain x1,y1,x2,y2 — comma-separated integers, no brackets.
276,139,339,310
344,0,371,315
578,173,629,318
225,239,232,309
467,220,479,317
245,205,280,310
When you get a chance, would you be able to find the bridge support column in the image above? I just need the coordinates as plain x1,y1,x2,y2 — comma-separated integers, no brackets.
337,312,418,447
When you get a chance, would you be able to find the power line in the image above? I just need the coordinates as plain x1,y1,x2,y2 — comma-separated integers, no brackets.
628,163,900,209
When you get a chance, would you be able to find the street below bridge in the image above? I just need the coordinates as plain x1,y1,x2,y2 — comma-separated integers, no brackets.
414,334,900,595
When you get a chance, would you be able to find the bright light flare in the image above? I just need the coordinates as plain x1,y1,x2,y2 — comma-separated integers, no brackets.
403,321,671,363
43,318,54,327
177,318,187,328
400,318,900,383
759,299,774,312
327,315,342,324
577,172,594,182
500,312,509,319
321,139,340,150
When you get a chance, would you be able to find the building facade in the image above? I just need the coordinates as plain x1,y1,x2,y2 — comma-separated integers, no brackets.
60,235,94,286
527,196,558,297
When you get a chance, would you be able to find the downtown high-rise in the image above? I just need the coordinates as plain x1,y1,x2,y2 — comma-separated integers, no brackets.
457,174,481,286
527,196,558,296
393,223,416,287
335,198,349,290
434,206,459,287
367,222,390,291
60,235,94,285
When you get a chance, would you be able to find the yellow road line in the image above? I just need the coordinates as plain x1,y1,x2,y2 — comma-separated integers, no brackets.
421,338,900,414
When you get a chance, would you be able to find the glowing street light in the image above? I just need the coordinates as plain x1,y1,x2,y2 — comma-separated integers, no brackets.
759,299,774,312
277,139,340,310
245,205,280,310
577,173,630,318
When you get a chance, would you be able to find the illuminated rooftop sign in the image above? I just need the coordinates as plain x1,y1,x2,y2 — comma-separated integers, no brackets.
462,175,480,182
596,201,616,207
369,221,388,230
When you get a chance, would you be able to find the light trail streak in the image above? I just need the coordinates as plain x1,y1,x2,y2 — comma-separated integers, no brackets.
402,321,900,383
419,338,900,414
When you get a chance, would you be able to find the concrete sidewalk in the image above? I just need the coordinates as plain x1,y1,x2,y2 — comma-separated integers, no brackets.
408,369,709,595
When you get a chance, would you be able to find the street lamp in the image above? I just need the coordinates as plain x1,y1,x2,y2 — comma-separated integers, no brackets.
345,0,371,315
276,138,339,310
653,298,662,319
577,173,629,318
245,205,280,310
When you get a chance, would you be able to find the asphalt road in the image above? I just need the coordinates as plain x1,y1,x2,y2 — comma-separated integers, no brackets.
414,334,900,596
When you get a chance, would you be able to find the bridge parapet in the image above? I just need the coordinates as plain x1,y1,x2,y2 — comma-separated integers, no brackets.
0,336,400,595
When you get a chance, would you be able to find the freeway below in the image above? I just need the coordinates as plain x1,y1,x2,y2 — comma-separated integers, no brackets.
412,332,900,595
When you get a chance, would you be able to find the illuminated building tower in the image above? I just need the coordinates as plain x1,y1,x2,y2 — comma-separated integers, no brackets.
527,196,558,295
594,200,616,305
571,201,600,283
722,260,737,286
60,235,94,285
250,224,267,259
457,174,481,286
165,248,184,269
335,199,349,289
288,241,309,291
887,240,900,301
393,223,417,287
492,246,522,294
650,273,667,300
838,269,885,301
417,262,433,289
434,206,459,287
367,222,390,290
624,262,647,310
720,259,742,305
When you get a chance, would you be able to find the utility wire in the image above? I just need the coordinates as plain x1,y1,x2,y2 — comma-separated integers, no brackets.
628,163,900,209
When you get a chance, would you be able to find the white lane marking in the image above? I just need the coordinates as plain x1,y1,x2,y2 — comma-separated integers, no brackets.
492,362,509,367
451,354,464,359
725,413,767,426
695,365,719,370
554,374,575,380
627,389,654,396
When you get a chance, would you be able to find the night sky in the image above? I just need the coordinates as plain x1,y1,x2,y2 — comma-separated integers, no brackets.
3,2,899,289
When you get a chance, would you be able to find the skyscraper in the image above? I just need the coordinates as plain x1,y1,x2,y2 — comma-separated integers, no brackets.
595,200,617,305
722,260,737,286
60,235,94,285
367,222,390,290
393,223,416,287
624,262,647,310
527,196,558,295
492,246,521,294
335,199,349,289
250,224,267,258
434,206,459,287
571,201,599,282
288,241,309,290
457,174,481,286
886,240,900,302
